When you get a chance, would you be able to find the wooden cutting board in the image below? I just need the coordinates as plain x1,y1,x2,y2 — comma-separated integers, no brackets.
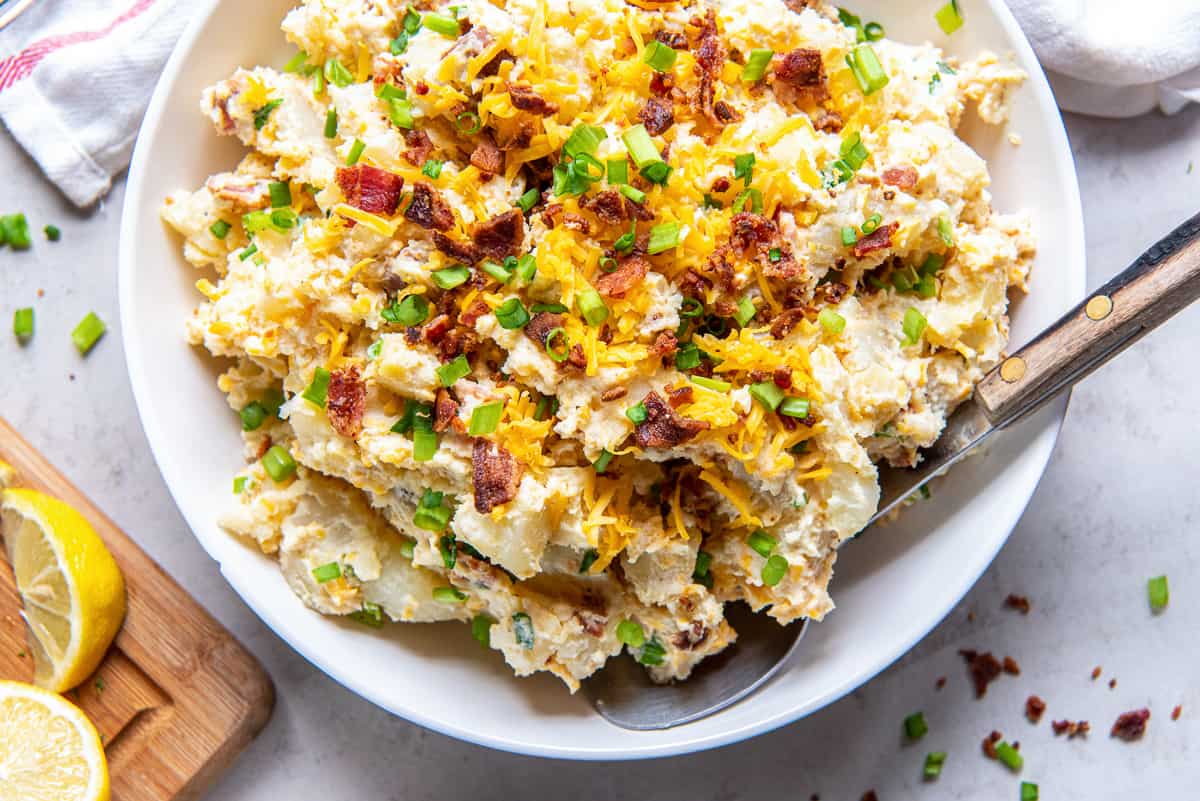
0,418,274,801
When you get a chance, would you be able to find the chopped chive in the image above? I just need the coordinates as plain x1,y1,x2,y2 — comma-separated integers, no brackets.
43,224,61,242
71,312,105,354
762,554,788,586
840,132,870,170
495,297,530,329
625,402,648,425
437,354,471,386
593,449,615,474
703,193,724,210
512,612,535,649
741,48,774,82
901,307,927,347
312,562,342,583
846,44,889,95
734,153,756,186
995,741,1023,772
642,40,678,72
252,99,283,130
268,181,292,208
749,382,785,411
346,139,366,166
240,401,268,431
13,307,33,341
616,619,646,647
438,534,456,572
432,265,471,289
621,124,660,168
545,327,570,362
577,288,610,326
262,444,297,482
302,367,331,407
734,296,757,326
432,586,468,603
747,529,777,558
935,0,964,34
904,711,929,739
680,298,704,319
468,401,504,435
516,187,540,213
1020,782,1039,801
471,613,496,645
579,548,599,574
423,12,461,37
350,601,385,627
779,397,811,419
209,220,231,239
366,338,382,360
915,274,937,299
818,307,846,334
690,375,731,393
919,253,945,276
892,267,915,292
1148,575,1169,611
640,160,672,185
647,221,681,255
732,188,763,214
924,751,947,780
768,247,782,262
398,538,416,560
387,96,415,129
322,107,339,138
693,550,713,585
837,8,867,41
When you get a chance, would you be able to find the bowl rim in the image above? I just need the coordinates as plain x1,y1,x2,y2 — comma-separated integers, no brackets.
118,0,1085,760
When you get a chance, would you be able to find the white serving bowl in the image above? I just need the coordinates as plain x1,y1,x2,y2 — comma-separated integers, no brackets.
119,0,1085,759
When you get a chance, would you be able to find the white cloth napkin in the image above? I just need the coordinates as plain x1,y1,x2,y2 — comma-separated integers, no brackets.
1,0,1198,207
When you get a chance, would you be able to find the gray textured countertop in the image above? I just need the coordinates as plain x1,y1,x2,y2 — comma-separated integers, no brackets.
2,105,1198,799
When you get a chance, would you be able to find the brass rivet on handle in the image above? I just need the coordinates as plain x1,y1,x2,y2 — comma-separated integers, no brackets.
1000,356,1026,383
1085,294,1113,321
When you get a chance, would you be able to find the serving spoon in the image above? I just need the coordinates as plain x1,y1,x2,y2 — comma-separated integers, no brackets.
584,210,1200,730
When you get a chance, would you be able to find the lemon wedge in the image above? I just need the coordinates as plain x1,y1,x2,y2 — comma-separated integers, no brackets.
0,679,110,801
0,489,126,693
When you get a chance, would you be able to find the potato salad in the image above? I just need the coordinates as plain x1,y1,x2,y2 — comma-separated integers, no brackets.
162,0,1033,690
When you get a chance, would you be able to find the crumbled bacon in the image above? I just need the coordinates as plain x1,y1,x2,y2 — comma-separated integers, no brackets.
772,48,828,104
653,29,688,50
638,97,676,136
423,313,452,346
561,213,592,234
524,312,564,348
1004,594,1031,614
432,232,481,263
581,190,629,226
649,71,675,96
1173,705,1183,721
336,165,405,217
859,792,878,801
1052,719,1090,738
813,109,843,133
1091,666,1103,680
403,129,435,167
414,82,430,95
567,344,587,369
470,137,504,177
594,255,649,299
1111,709,1150,741
935,676,947,690
770,308,807,339
460,298,491,330
730,212,778,251
711,177,731,193
691,11,731,127
600,386,628,402
650,331,678,358
1003,656,1021,676
635,391,709,449
667,385,694,408
206,173,272,211
851,222,898,259
960,649,1004,698
575,609,607,637
1026,695,1046,723
405,181,455,231
507,84,559,116
371,52,404,90
882,165,919,191
472,439,522,514
433,388,459,433
672,622,709,650
773,366,792,389
982,730,1002,759
326,367,366,438
471,209,525,259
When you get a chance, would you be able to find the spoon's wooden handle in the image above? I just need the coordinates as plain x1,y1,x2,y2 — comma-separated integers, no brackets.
976,211,1200,427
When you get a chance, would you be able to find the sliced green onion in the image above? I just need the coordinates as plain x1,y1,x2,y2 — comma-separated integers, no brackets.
732,188,763,214
647,221,681,255
779,397,811,419
44,224,61,242
437,355,471,386
414,489,452,532
377,83,406,101
734,296,757,327
864,21,885,40
837,8,866,41
642,40,678,72
599,256,619,274
902,307,927,347
564,124,608,159
892,267,915,292
262,444,297,482
209,220,231,239
432,265,470,289
625,402,648,425
613,220,637,252
693,551,713,579
734,152,756,186
749,382,785,412
703,194,724,210
534,394,559,422
935,0,964,34
350,602,385,628
577,288,610,326
423,12,461,36
402,6,423,33
846,44,889,95
468,401,504,435
747,529,777,558
240,401,267,431
924,751,948,780
545,328,570,362
675,343,702,370
311,69,325,97
0,214,29,249
607,158,629,185
1020,782,1039,801
741,48,774,82
761,554,788,586
840,132,870,170
639,160,672,186
862,213,882,234
422,159,445,179
841,226,858,246
301,367,330,407
579,548,599,574
412,428,438,462
531,302,567,315
13,307,34,341
397,538,416,560
904,711,929,739
915,274,937,299
513,612,535,648
621,124,660,168
593,449,615,474
471,613,496,645
433,586,468,603
391,399,432,434
1148,575,1169,610
233,476,249,494
937,215,955,246
690,375,731,393
516,187,540,213
455,110,482,134
238,244,258,261
618,183,647,204
494,298,530,329
480,259,513,284
818,307,846,334
324,58,354,88
617,619,646,647
637,637,666,666
919,253,945,276
252,99,283,130
381,294,429,326
282,49,309,73
312,562,342,583
680,298,704,319
574,152,606,181
365,341,382,362
268,181,292,208
437,533,457,569
346,139,366,166
994,741,1023,772
387,96,415,129
71,312,105,354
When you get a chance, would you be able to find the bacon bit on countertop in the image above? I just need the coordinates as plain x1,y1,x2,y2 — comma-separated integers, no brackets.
1091,666,1102,680
635,391,709,448
507,84,559,116
772,48,828,103
1173,705,1183,721
881,165,919,191
960,649,1005,698
935,676,947,690
600,386,628,402
1004,594,1031,614
472,209,526,259
594,255,649,299
326,366,366,438
1051,719,1090,738
433,388,459,433
470,137,504,176
1003,656,1021,676
1109,678,1118,689
336,165,405,217
851,222,898,259
638,96,676,136
860,791,878,801
405,181,455,230
524,312,564,347
403,129,435,167
1025,695,1046,723
472,439,522,514
1111,709,1150,741
982,730,1001,759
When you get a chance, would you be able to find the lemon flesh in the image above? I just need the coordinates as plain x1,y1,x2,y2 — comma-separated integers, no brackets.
0,679,110,801
0,489,126,693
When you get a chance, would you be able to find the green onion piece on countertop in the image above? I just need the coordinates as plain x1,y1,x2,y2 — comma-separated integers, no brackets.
935,0,964,34
1148,575,1169,611
904,711,929,739
44,224,61,242
994,741,1023,772
13,307,33,341
923,751,947,780
71,312,106,355
1020,782,1039,801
